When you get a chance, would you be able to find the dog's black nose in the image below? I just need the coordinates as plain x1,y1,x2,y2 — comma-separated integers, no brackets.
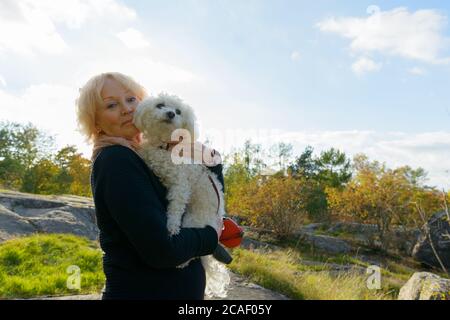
166,111,175,119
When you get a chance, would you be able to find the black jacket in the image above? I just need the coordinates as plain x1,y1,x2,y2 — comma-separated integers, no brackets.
90,145,223,300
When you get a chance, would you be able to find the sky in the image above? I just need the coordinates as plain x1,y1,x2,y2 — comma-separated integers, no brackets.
0,0,449,189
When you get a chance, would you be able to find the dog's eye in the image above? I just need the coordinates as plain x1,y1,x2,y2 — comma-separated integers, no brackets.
175,109,181,115
156,103,165,109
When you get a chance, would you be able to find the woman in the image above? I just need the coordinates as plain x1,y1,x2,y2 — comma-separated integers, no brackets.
76,72,224,300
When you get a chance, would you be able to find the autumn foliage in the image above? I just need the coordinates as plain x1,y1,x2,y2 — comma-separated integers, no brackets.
224,141,447,245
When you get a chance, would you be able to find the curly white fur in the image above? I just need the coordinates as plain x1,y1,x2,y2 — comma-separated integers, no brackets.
133,92,230,298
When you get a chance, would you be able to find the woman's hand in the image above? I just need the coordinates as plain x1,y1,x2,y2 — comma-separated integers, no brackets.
167,141,222,166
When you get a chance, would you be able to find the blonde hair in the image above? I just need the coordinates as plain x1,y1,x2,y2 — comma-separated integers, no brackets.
75,72,148,145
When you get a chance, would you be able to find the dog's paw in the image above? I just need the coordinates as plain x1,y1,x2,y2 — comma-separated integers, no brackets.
167,224,181,236
167,215,182,236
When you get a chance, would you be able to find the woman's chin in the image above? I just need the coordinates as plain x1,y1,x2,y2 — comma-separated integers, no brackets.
118,128,139,140
127,126,140,134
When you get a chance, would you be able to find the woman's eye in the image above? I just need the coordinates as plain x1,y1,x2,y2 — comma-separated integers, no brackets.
127,97,136,103
175,109,181,115
107,103,117,108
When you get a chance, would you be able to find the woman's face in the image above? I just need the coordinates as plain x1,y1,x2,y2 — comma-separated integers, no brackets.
95,77,141,139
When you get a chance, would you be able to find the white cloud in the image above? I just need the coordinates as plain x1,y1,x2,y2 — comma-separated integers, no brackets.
0,75,6,87
408,67,426,75
0,83,91,156
116,28,151,49
31,0,136,28
290,50,301,62
317,7,450,65
0,0,136,56
351,57,382,75
0,83,78,132
75,55,202,93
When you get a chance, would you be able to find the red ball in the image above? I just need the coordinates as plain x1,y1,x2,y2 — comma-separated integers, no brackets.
219,218,244,248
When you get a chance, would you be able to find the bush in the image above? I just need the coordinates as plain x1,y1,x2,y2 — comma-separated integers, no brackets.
234,176,310,239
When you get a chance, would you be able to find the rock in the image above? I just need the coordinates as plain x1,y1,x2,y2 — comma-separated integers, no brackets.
298,233,352,254
296,223,326,234
208,272,290,300
327,222,379,235
240,237,281,253
0,190,98,242
26,209,98,240
398,272,450,300
326,222,420,255
412,211,450,270
0,204,37,242
387,226,421,256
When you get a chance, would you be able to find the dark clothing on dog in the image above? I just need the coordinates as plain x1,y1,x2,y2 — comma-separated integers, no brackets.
90,145,224,300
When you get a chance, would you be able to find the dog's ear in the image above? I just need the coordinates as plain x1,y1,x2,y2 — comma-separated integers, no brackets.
133,98,156,137
133,101,145,131
181,102,198,141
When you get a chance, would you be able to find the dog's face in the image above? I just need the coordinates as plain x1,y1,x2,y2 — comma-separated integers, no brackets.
133,93,198,144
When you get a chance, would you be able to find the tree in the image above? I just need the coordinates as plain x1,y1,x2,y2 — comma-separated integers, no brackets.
243,176,309,239
301,179,329,222
288,146,352,222
326,154,442,249
21,158,60,194
268,142,293,174
289,146,352,189
289,145,317,179
54,145,91,196
0,121,45,189
242,140,266,176
54,146,77,194
0,156,24,189
0,120,93,196
223,152,255,219
315,148,352,189
67,152,91,196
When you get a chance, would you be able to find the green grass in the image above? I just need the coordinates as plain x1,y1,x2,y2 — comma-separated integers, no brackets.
229,248,396,300
0,234,105,299
0,231,442,300
233,228,450,299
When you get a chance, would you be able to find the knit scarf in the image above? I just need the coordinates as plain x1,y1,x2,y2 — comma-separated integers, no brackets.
91,133,143,162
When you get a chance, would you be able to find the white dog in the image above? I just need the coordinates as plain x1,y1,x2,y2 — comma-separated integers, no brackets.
133,92,230,298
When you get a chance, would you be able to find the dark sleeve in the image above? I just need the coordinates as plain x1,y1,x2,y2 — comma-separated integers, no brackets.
206,163,225,193
93,146,218,269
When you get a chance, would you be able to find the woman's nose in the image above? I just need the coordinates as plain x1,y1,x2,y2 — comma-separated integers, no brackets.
123,104,134,114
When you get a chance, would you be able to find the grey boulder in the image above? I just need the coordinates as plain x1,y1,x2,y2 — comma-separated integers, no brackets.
398,272,450,300
0,190,98,242
412,211,450,270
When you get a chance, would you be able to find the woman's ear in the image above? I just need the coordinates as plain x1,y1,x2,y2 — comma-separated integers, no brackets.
95,123,103,134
